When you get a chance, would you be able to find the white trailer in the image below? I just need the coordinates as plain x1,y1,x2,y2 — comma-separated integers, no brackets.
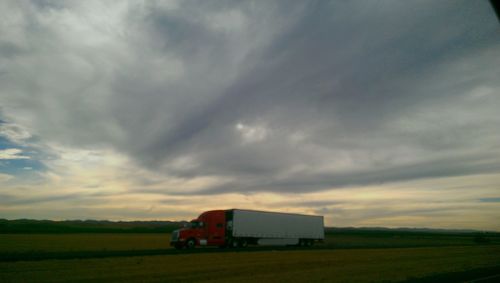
228,209,324,246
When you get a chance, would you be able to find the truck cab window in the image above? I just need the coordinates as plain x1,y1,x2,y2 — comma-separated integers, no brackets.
189,221,204,228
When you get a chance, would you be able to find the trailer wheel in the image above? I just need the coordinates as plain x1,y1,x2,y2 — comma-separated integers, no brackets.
186,238,196,249
226,239,236,248
240,239,248,248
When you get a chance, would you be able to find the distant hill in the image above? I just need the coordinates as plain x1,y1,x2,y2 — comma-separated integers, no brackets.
325,227,500,236
1,219,498,235
0,219,187,234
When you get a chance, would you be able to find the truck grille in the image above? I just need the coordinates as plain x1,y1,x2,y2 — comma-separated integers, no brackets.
171,231,179,241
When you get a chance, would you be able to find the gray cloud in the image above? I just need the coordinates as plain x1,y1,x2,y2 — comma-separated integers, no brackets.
479,197,500,203
0,0,499,195
0,192,97,206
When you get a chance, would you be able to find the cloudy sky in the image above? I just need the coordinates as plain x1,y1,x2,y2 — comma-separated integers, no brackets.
0,0,499,230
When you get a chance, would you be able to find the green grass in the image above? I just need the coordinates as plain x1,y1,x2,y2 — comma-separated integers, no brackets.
1,233,499,282
1,232,496,254
1,246,499,282
325,233,499,248
0,234,171,253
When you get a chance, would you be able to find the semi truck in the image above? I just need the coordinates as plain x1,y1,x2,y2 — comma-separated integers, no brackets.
170,209,324,249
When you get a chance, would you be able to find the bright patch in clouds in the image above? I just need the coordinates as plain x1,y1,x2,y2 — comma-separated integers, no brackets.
0,0,499,230
0,148,30,160
235,122,269,144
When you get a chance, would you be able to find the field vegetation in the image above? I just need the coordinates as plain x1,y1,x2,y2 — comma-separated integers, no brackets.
1,246,499,282
0,234,171,253
1,229,498,255
1,220,499,282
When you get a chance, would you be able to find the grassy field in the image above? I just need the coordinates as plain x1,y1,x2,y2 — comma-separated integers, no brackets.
0,232,497,254
1,232,499,282
0,234,172,253
1,245,499,282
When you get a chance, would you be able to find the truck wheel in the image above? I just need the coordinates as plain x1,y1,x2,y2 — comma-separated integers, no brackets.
186,239,196,249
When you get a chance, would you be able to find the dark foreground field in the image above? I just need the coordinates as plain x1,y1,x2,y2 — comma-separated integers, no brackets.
1,231,500,282
1,244,499,282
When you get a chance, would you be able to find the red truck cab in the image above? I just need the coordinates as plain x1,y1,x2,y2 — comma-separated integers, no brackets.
170,210,226,249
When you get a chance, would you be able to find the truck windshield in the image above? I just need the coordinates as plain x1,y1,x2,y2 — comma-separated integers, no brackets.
189,221,204,228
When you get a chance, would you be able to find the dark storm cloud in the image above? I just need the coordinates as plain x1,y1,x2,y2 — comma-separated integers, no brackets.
163,152,500,196
1,0,499,194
